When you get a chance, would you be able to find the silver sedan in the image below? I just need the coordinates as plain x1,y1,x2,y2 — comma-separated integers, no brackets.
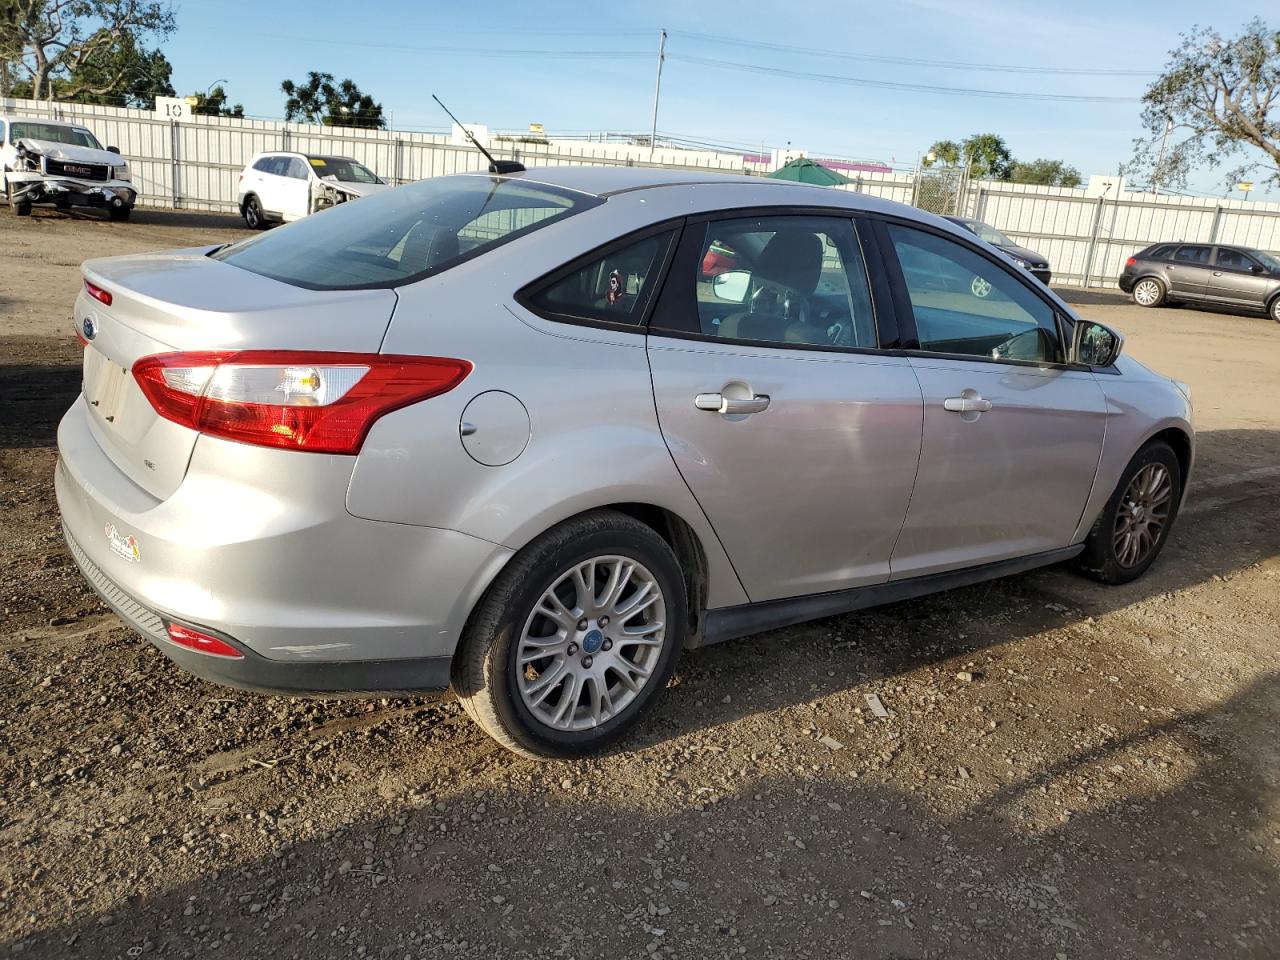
56,167,1194,758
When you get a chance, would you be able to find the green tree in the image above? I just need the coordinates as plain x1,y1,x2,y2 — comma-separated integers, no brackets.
1008,158,1083,187
960,133,1013,180
1131,18,1280,190
5,0,175,101
922,139,961,167
190,83,243,118
281,71,385,128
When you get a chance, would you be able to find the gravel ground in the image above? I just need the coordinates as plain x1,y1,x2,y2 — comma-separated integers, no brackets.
2,207,1279,959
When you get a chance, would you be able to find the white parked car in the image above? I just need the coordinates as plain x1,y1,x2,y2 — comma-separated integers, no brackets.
236,152,391,228
1,116,137,220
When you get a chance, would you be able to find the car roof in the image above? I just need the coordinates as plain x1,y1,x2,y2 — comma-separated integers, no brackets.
456,165,919,218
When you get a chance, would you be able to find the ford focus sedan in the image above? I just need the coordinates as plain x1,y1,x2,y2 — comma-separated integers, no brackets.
57,167,1194,759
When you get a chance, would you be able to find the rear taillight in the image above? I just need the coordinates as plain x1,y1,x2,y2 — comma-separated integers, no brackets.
166,623,243,659
84,279,112,306
1125,256,1137,268
132,351,472,454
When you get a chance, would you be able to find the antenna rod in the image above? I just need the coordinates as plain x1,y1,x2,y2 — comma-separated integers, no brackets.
432,93,506,172
649,29,667,162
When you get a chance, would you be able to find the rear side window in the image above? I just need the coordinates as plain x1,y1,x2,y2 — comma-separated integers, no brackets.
1173,245,1210,264
213,176,600,290
252,156,276,173
525,231,675,326
1147,244,1175,259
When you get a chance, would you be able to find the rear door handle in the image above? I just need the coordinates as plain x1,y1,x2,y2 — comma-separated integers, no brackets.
943,396,992,413
695,393,771,415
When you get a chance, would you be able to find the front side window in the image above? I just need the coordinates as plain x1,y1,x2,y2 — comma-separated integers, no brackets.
687,216,877,349
286,157,310,179
213,176,597,289
10,122,103,149
887,224,1060,363
1174,245,1210,264
1214,248,1256,270
527,231,674,326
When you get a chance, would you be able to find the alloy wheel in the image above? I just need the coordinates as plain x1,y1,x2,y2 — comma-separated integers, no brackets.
517,555,667,733
245,199,260,228
1134,279,1161,306
1113,463,1173,568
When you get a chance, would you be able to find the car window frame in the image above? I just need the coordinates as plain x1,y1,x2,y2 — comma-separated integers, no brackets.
1212,246,1260,272
514,219,683,333
866,213,1081,371
646,205,900,354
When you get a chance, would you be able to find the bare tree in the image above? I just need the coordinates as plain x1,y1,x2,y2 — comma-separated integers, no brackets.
1132,19,1280,190
8,0,174,101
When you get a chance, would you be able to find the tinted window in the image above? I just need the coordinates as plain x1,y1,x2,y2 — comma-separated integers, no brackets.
286,157,310,179
888,224,1060,363
1174,245,1210,264
252,156,277,173
1214,248,1256,270
689,217,877,349
528,232,674,326
1148,244,1175,259
213,176,597,290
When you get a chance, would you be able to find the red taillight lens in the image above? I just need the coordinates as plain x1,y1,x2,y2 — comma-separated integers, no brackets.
84,279,112,306
1125,256,1137,267
132,351,472,454
166,623,244,659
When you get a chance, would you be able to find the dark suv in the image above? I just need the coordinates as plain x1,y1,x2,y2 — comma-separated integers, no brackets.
1119,242,1280,323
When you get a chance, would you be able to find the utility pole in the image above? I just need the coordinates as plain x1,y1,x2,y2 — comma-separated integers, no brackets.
649,28,667,162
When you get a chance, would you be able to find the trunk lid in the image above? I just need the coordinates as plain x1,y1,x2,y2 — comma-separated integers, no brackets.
77,248,398,500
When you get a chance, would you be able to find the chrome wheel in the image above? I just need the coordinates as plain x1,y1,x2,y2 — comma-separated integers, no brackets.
1133,279,1162,306
970,275,992,298
1113,463,1173,568
517,555,667,733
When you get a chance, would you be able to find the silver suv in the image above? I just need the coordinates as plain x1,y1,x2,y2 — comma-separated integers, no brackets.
57,168,1194,758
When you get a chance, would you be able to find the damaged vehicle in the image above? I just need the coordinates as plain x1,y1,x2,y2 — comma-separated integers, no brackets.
236,152,391,228
1,116,137,220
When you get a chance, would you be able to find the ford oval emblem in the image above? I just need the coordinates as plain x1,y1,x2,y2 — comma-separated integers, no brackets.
82,316,97,341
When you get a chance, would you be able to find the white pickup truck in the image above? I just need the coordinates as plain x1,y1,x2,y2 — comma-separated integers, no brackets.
1,116,138,220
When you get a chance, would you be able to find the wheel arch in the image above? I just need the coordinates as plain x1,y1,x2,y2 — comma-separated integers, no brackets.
1148,426,1192,493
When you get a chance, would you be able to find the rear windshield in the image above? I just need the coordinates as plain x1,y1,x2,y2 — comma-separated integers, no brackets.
212,176,599,290
307,156,382,184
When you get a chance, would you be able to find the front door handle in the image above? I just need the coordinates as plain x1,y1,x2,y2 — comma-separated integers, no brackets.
1212,271,1223,276
943,396,993,413
695,392,771,415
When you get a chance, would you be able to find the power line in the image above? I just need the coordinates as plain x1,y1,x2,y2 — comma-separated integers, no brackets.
667,54,1142,103
669,29,1160,77
242,32,653,59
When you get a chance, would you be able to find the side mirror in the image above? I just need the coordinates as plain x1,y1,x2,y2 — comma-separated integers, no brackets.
1250,264,1265,274
107,145,121,155
711,269,751,303
1071,320,1124,367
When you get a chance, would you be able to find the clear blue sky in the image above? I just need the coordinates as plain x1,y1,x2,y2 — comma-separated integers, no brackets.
166,0,1271,196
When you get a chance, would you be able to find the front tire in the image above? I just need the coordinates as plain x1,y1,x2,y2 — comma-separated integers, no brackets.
108,205,131,222
452,510,687,760
1269,295,1280,324
1132,277,1165,308
1075,441,1181,585
8,185,31,217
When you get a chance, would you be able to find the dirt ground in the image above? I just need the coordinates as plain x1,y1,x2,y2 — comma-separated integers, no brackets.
2,207,1279,960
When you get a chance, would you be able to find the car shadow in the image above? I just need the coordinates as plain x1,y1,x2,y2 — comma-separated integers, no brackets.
0,344,82,450
23,205,245,231
5,669,1277,958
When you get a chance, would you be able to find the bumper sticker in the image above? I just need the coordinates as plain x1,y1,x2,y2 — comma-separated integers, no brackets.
104,522,141,563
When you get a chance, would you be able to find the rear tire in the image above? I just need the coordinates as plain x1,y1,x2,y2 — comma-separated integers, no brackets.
242,195,265,229
1074,441,1181,585
1132,277,1165,308
452,510,687,760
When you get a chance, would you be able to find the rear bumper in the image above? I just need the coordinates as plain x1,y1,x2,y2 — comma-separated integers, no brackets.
1117,274,1135,293
63,521,452,695
55,395,513,689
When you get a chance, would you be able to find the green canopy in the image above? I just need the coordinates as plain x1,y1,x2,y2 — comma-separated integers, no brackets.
765,157,852,186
